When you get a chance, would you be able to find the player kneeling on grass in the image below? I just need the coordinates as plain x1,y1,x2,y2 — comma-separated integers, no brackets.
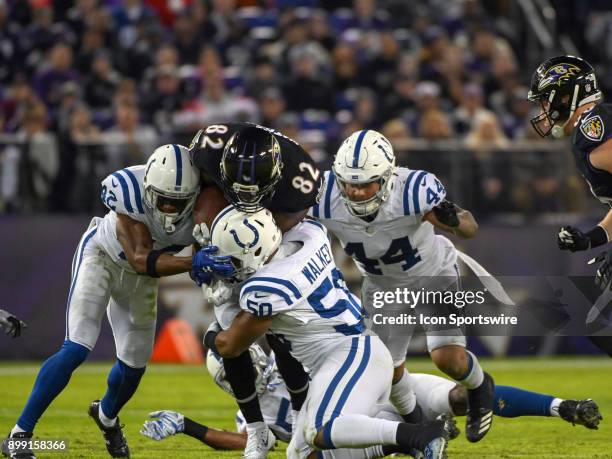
2,145,233,459
200,206,450,459
140,349,602,455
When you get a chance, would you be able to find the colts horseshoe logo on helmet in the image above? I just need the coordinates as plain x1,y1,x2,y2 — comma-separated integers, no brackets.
230,219,260,249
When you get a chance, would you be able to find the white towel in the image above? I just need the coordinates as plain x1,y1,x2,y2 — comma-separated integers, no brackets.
456,250,516,306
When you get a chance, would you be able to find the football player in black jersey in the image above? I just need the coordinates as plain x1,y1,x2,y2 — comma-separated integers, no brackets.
528,55,612,356
190,123,318,457
190,122,322,231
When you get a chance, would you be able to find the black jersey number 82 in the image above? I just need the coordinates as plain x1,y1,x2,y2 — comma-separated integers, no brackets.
293,162,320,194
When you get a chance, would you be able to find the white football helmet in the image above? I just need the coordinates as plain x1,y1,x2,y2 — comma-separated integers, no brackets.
210,205,282,281
206,344,273,396
143,144,200,234
332,130,396,216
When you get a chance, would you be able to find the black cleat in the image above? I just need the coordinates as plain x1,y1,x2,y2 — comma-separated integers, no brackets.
88,400,130,458
1,431,36,459
436,414,460,440
559,399,603,430
466,372,494,443
398,420,449,459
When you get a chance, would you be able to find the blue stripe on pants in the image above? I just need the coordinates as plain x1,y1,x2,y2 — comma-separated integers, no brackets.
65,227,97,340
315,337,359,430
322,336,372,448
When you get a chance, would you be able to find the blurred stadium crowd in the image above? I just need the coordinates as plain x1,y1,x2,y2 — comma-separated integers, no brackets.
0,0,609,216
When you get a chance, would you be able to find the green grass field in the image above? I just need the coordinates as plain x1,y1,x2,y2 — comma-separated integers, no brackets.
1,357,611,458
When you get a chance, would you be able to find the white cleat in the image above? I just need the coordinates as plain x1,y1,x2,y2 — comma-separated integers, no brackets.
243,425,276,459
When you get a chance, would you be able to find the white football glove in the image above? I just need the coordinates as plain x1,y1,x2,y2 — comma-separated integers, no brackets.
193,223,211,246
202,279,234,306
141,411,185,441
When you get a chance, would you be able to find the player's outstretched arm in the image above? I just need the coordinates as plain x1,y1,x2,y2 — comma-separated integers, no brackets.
116,213,193,276
558,216,611,252
423,200,478,239
208,311,273,359
141,410,247,449
191,426,247,450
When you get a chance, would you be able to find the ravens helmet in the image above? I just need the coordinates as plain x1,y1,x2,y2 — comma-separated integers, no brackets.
528,55,602,138
220,126,283,212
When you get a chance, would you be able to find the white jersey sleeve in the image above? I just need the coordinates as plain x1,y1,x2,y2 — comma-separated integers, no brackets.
100,166,147,221
400,170,446,216
239,277,300,317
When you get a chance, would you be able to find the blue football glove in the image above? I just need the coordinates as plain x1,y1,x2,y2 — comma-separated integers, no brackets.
191,246,235,286
140,410,185,441
190,268,212,287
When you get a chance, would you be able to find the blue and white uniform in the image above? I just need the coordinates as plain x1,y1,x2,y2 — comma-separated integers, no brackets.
236,354,455,458
311,167,463,363
67,165,194,367
235,220,394,458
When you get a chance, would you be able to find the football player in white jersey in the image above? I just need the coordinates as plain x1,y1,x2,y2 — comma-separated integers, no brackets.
141,349,602,454
2,145,233,459
310,130,494,443
190,125,314,459
202,207,449,459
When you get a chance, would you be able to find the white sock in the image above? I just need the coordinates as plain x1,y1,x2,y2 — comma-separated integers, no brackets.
389,369,417,415
364,445,386,458
246,421,266,433
98,406,117,428
328,415,398,448
291,409,299,433
457,351,484,389
10,425,26,436
550,398,563,417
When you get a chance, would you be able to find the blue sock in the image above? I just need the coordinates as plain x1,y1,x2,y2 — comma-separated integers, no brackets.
17,340,89,432
494,385,554,418
100,359,146,419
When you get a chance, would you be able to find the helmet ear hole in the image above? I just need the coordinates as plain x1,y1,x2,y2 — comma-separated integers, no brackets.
255,247,262,257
